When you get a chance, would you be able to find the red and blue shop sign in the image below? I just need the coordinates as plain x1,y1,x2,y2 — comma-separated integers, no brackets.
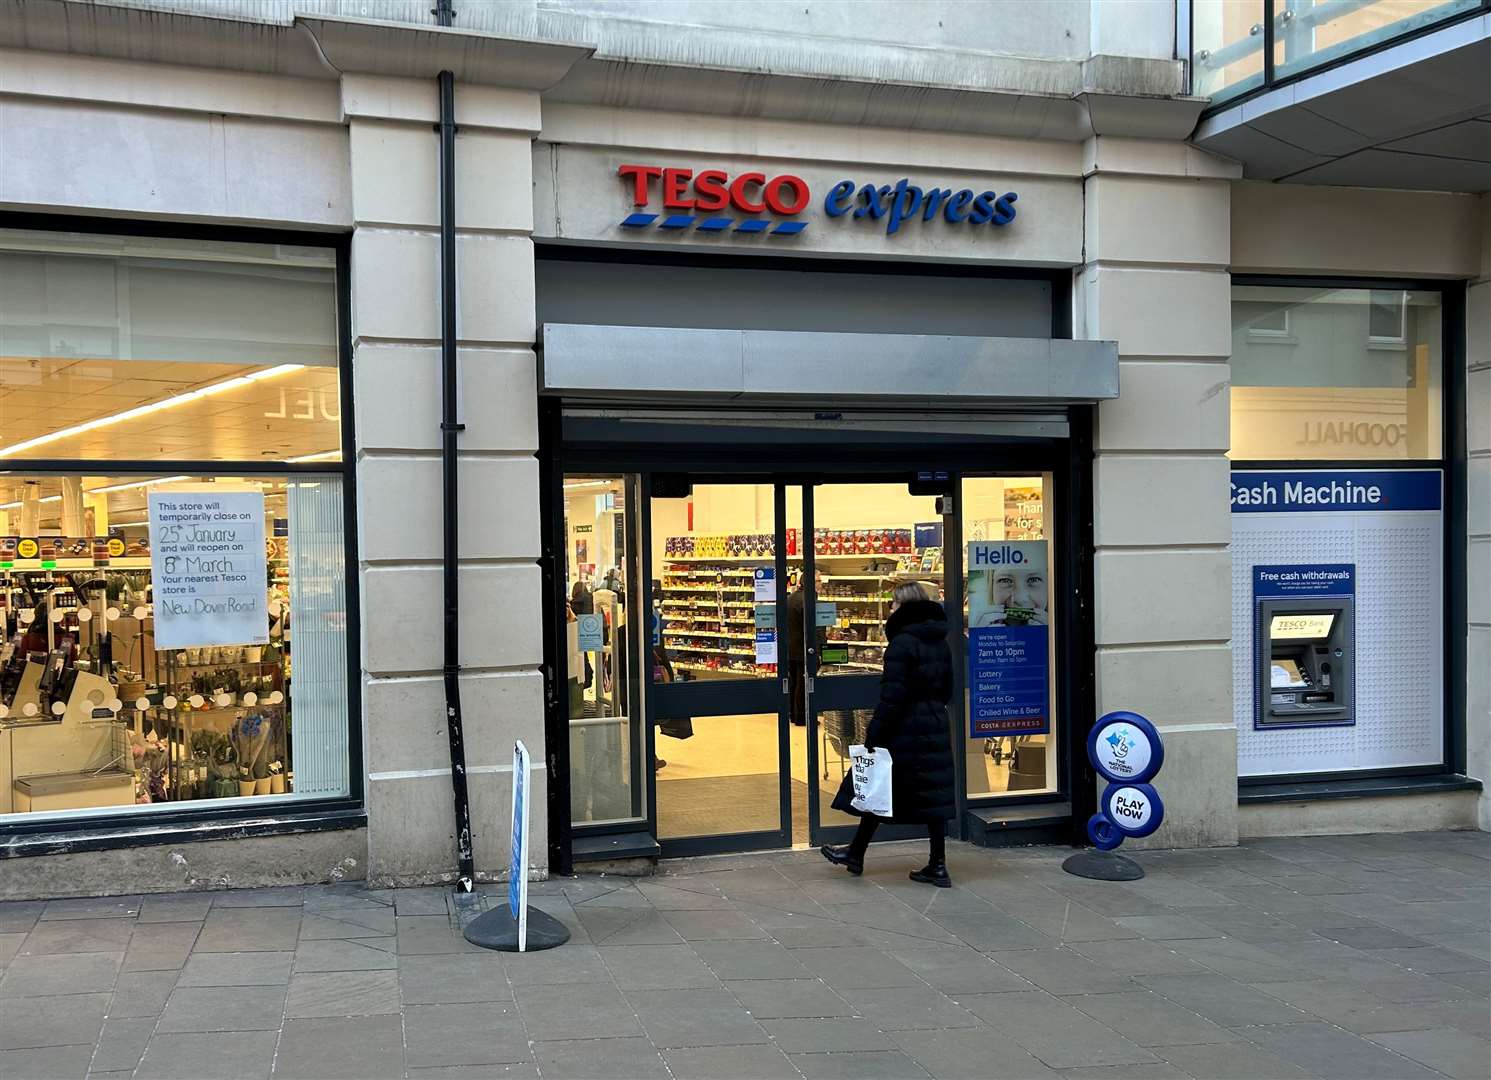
618,164,1019,237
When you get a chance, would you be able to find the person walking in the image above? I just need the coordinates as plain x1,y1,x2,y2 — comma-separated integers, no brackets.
820,580,955,887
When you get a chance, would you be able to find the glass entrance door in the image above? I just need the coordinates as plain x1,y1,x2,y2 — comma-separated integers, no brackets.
794,481,951,846
649,480,792,854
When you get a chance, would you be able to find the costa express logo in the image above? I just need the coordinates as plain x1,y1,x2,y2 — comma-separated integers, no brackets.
618,164,1018,237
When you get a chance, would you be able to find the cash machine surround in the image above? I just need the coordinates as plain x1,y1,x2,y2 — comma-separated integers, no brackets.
1256,597,1355,727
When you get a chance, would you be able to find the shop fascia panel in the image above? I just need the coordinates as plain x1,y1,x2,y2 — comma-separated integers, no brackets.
539,323,1118,403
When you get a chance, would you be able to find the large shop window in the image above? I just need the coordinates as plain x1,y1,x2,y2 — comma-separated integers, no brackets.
1230,285,1442,460
0,229,349,824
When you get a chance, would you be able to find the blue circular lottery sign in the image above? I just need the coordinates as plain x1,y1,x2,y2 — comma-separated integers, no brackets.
1088,710,1164,785
1101,783,1165,838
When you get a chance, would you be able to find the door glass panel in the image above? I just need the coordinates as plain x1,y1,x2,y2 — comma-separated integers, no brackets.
811,483,945,677
653,483,782,681
804,482,945,834
565,475,644,826
652,482,787,844
962,475,1059,798
656,712,781,840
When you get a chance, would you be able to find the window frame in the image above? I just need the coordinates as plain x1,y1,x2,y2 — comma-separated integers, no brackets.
1230,274,1468,790
0,212,362,840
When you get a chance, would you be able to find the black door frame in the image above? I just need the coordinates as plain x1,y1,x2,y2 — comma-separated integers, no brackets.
545,417,1094,872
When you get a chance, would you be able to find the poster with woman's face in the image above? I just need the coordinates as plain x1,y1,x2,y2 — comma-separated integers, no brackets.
967,542,1048,628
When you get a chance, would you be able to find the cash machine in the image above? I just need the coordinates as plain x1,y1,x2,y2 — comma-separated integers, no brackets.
1255,598,1355,726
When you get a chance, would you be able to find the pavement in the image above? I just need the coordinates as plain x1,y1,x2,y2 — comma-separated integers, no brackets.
0,831,1487,1080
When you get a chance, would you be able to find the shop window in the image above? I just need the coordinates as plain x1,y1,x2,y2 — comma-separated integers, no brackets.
961,475,1058,800
565,475,646,826
0,229,349,824
0,230,341,463
1230,285,1442,460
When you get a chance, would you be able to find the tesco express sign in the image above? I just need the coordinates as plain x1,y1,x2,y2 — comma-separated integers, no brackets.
618,164,1019,238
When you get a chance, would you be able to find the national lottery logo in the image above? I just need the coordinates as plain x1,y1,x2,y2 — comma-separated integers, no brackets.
1105,727,1136,773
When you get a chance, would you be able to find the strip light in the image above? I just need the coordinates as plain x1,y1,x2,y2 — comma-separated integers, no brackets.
0,475,190,510
287,449,341,463
0,364,305,459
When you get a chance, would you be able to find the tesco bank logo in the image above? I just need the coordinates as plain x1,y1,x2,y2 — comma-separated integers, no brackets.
618,164,1019,238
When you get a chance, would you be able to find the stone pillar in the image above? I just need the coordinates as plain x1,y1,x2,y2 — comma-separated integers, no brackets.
1468,194,1491,831
344,75,545,885
1078,137,1241,847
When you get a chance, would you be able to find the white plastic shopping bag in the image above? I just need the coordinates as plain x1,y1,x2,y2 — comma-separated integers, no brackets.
848,745,893,818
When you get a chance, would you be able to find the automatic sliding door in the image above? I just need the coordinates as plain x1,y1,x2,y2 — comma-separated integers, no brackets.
795,481,950,845
650,480,791,852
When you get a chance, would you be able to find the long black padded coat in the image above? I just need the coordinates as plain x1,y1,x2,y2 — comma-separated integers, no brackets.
830,598,956,825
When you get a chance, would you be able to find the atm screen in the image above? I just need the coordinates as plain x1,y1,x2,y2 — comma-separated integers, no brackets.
1270,659,1307,688
1270,612,1335,641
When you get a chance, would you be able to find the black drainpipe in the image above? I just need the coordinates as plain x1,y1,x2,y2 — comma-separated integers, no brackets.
434,0,475,894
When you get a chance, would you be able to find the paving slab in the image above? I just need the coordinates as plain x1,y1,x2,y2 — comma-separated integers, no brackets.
286,969,400,1017
790,1048,931,1078
272,1015,405,1079
156,984,289,1033
625,986,770,1047
726,977,854,1019
109,970,179,1018
0,952,121,997
661,1042,801,1079
889,1026,1057,1079
760,1017,893,1053
1156,1040,1314,1079
1063,990,1237,1048
136,1030,279,1079
792,945,921,989
531,1036,668,1079
403,1002,531,1068
122,921,201,972
20,919,133,956
513,981,642,1041
195,908,302,953
398,951,510,1003
1365,1026,1491,1080
88,1017,153,1074
0,1043,95,1079
887,943,1037,993
178,951,294,986
599,943,723,990
1235,1021,1443,1079
837,985,981,1030
0,993,110,1051
958,991,1160,1070
692,938,812,980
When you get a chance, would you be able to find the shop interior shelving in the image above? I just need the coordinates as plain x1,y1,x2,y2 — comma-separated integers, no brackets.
659,539,941,679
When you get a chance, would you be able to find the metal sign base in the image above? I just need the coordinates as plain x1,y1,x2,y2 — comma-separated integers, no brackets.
463,906,571,953
1062,850,1145,881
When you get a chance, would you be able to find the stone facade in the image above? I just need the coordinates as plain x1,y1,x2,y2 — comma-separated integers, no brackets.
0,0,1484,895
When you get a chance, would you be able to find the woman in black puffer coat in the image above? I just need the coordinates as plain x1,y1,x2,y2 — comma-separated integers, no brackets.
822,581,956,887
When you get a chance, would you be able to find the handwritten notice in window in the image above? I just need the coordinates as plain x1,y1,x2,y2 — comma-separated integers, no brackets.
148,491,269,650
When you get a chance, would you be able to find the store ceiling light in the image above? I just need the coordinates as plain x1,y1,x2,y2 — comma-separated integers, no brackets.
0,475,191,510
287,449,341,463
0,364,305,458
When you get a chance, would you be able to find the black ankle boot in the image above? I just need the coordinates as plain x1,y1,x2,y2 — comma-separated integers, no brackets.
820,844,863,876
909,863,952,888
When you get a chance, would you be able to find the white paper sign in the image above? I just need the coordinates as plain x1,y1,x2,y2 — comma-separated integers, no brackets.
148,490,269,650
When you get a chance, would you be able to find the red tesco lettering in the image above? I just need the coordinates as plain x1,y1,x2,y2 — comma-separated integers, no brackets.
619,164,809,215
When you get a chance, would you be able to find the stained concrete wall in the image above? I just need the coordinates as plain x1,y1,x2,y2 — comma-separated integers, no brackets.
1078,136,1243,849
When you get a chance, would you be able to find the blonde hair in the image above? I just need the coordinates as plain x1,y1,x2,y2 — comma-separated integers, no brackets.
892,581,931,606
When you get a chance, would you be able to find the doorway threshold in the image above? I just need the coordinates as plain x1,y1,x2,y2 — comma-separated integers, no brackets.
965,801,1072,848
